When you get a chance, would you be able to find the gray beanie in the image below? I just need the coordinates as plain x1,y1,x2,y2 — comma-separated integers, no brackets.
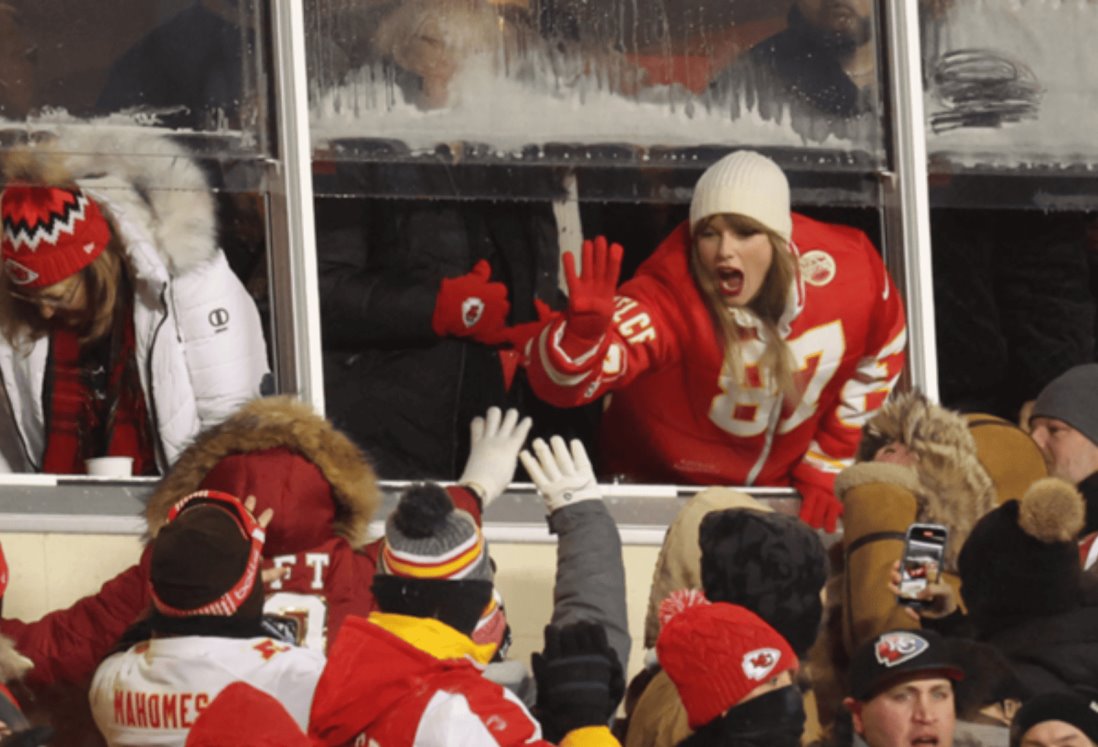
378,483,493,582
1031,364,1098,446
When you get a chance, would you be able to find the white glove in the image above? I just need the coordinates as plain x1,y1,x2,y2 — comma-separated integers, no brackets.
459,407,533,507
519,436,602,514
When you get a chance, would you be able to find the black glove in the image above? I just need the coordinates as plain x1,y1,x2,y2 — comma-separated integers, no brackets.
531,621,622,742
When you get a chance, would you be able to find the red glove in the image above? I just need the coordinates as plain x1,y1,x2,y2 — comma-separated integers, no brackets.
797,483,844,534
498,299,556,351
560,236,624,358
498,299,555,391
432,260,511,344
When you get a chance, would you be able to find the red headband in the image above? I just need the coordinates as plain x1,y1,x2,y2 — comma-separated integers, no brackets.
150,490,266,618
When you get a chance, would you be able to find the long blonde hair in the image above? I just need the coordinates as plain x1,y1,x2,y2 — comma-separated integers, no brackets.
0,143,128,348
0,231,126,349
690,213,798,400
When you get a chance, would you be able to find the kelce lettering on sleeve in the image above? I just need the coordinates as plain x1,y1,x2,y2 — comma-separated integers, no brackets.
112,689,209,729
612,297,656,345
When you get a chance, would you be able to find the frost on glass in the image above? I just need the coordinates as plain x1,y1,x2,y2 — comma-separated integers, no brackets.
0,0,267,162
307,0,886,167
923,0,1098,169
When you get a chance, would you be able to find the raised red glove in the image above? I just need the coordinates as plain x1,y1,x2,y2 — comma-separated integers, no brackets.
432,260,511,344
797,483,844,534
560,236,624,358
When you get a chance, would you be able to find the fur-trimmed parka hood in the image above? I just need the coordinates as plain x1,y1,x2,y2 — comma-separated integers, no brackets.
146,397,380,555
3,124,218,279
837,390,997,571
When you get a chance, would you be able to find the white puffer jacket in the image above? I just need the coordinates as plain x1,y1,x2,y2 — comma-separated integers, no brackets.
0,127,270,473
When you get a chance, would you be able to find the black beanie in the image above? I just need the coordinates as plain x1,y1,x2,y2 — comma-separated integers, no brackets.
698,509,828,657
958,478,1085,634
150,501,265,623
1010,691,1098,747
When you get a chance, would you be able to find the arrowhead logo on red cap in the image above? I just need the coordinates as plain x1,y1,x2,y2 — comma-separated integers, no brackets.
3,258,38,286
741,647,781,681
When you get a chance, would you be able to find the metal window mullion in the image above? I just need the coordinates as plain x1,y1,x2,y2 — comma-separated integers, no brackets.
267,0,325,411
882,0,939,401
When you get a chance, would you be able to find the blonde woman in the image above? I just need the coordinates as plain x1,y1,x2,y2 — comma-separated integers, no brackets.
522,150,907,531
0,130,268,474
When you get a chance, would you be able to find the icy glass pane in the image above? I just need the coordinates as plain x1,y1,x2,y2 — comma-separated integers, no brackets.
307,0,887,198
0,0,268,163
923,1,1098,181
923,3,1098,422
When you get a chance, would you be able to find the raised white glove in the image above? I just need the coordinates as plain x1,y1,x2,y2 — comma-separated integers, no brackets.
459,407,533,507
519,436,602,514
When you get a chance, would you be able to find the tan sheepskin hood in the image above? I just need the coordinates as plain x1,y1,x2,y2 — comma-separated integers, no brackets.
837,391,997,571
643,488,773,649
145,397,380,552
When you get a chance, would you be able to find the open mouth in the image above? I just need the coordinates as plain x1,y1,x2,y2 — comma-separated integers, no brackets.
911,735,939,745
717,267,744,298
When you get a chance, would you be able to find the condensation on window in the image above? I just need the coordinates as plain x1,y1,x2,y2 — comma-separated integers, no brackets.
924,0,1098,169
307,0,886,164
0,0,267,162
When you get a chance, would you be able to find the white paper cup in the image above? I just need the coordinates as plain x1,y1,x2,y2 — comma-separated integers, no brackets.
84,457,135,478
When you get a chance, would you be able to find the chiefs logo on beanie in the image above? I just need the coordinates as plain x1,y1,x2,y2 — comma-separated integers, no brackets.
656,592,798,729
1,184,111,288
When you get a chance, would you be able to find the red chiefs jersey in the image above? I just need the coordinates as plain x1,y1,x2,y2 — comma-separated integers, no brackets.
525,215,907,498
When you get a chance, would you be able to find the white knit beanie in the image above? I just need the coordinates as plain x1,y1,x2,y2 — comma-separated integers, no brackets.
689,151,792,244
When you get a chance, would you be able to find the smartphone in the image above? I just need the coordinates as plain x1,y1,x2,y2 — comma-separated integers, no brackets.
897,523,949,608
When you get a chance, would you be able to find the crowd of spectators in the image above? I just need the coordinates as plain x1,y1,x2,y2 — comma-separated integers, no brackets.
1,1,1098,745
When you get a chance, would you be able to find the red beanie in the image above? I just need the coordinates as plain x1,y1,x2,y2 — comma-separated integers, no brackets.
656,593,798,729
1,184,111,288
185,682,310,747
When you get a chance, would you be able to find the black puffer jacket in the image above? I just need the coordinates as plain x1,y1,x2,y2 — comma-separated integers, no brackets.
316,164,567,478
983,603,1098,695
932,209,1094,419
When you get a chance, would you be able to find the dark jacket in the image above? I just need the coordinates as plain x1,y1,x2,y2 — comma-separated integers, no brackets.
983,602,1098,695
1078,471,1098,536
317,167,563,479
706,7,879,144
932,209,1094,419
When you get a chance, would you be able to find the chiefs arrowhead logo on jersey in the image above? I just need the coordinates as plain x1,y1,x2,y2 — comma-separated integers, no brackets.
799,249,837,287
875,631,929,668
741,647,781,681
462,297,485,328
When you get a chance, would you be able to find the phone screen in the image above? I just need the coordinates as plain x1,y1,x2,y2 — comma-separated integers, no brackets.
898,524,948,604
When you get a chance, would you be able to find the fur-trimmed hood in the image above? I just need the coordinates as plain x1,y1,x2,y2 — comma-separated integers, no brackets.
837,391,997,571
146,397,380,554
6,124,218,278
